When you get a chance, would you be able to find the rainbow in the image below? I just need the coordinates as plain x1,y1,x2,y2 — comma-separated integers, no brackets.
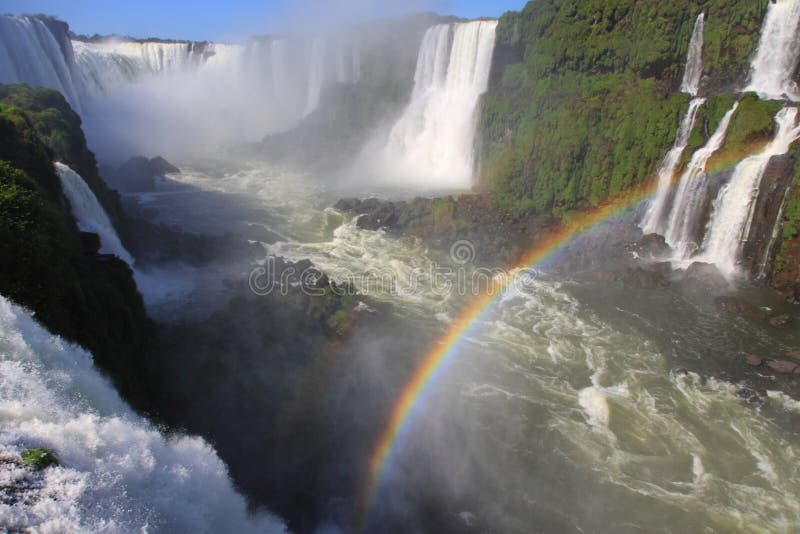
355,183,657,522
355,95,772,526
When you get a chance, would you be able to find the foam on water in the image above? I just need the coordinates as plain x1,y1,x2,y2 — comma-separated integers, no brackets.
0,295,286,532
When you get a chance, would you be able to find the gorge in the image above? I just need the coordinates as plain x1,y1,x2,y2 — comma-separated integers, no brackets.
1,1,800,533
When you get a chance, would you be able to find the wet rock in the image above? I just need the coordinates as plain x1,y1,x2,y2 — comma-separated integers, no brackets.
682,262,729,292
79,232,101,255
714,296,771,320
769,314,793,327
744,354,764,367
103,155,180,193
620,266,670,289
766,360,800,374
787,349,800,362
736,387,764,404
632,233,671,258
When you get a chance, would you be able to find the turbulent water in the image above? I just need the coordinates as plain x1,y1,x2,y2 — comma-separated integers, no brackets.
745,0,800,101
130,160,800,533
680,13,705,96
0,295,285,533
56,162,134,265
664,103,738,258
375,20,498,188
700,108,800,276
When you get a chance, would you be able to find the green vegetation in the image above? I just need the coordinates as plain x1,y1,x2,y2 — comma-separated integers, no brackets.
20,448,59,470
481,0,768,215
0,85,130,243
0,85,155,403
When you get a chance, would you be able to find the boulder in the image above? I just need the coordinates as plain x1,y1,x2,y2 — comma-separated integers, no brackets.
620,266,670,289
744,354,764,367
683,262,729,292
766,360,800,374
769,314,793,327
787,349,800,362
103,155,180,193
632,233,671,258
714,296,771,320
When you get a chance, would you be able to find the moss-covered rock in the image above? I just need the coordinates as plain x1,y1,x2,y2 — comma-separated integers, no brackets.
480,0,768,216
20,448,59,470
0,84,156,406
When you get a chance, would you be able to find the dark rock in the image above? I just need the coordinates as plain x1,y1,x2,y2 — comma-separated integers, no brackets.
148,156,180,175
632,233,671,258
744,354,764,367
714,296,771,320
769,314,793,327
20,448,59,470
103,155,180,193
682,262,729,292
766,360,800,374
620,266,670,289
79,232,101,255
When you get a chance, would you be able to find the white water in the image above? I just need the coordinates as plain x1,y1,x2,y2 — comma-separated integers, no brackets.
745,0,800,101
375,20,498,189
680,13,705,96
304,37,326,117
699,107,800,277
641,98,705,235
0,16,83,111
55,162,134,265
664,103,738,258
0,295,285,533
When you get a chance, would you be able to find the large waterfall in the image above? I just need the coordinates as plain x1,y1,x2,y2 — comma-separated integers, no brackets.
56,162,134,265
376,20,498,188
664,103,738,258
699,107,800,276
0,294,285,533
0,16,83,111
680,13,705,96
745,0,800,101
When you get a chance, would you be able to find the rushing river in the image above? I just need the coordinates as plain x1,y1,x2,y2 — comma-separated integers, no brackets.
134,161,800,533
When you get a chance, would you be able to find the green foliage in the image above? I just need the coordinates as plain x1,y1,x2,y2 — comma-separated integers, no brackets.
0,85,130,244
481,0,768,215
0,88,155,406
20,448,59,470
720,93,781,157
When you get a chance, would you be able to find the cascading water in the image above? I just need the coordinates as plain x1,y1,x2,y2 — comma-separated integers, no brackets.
641,13,706,235
0,16,83,111
699,107,800,277
680,13,705,96
55,162,134,265
376,20,498,189
304,37,326,117
0,294,285,533
664,103,739,258
641,99,705,236
744,0,800,101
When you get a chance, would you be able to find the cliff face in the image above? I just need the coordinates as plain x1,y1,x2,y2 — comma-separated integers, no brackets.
0,84,154,400
480,0,768,215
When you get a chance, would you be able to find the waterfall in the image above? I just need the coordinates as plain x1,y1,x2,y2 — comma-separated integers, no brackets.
72,39,200,98
377,20,498,188
681,13,705,96
304,37,326,117
641,98,706,235
699,107,800,277
0,294,285,533
55,162,134,265
664,103,739,257
745,0,800,101
0,16,83,111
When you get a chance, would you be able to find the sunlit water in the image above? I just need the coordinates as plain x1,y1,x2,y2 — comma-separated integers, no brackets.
133,161,800,532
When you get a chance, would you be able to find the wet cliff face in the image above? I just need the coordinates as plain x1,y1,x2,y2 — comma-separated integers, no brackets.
766,144,800,303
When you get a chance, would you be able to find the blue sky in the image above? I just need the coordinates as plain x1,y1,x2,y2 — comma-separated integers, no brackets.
3,0,527,41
